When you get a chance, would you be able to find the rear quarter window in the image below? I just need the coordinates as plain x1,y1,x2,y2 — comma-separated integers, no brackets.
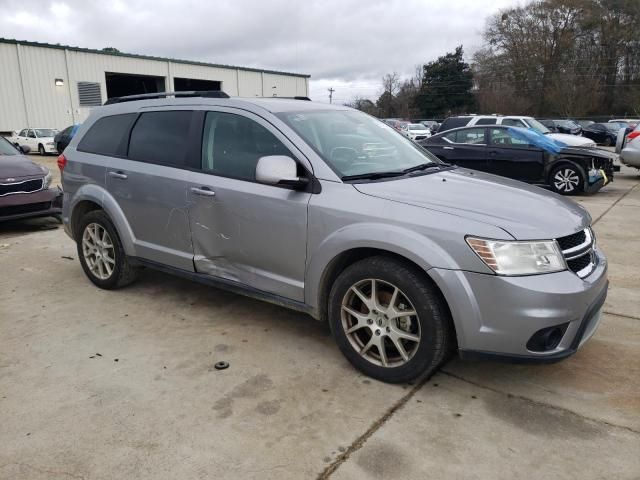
438,117,471,132
128,111,193,168
77,113,137,156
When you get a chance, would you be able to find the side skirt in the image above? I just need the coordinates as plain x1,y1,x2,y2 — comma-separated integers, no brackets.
129,257,318,319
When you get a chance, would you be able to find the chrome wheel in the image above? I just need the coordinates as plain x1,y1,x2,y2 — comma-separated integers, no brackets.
553,168,580,193
82,223,115,280
341,279,421,368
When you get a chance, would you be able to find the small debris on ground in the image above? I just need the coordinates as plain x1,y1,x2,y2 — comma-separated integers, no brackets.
214,361,229,370
61,255,74,260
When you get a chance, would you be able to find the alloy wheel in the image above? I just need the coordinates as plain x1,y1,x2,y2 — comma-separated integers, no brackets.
553,168,580,193
82,223,116,280
341,278,421,368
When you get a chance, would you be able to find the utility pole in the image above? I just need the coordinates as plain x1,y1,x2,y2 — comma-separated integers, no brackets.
328,87,335,104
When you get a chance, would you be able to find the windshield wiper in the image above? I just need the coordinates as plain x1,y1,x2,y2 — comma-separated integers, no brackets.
401,163,441,174
341,170,407,181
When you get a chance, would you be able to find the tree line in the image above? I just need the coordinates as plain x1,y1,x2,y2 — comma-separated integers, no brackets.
346,0,640,119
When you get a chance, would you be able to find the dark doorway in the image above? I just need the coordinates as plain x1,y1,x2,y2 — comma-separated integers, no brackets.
174,77,221,92
105,72,166,99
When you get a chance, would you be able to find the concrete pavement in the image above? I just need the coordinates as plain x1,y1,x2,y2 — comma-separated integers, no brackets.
1,164,638,479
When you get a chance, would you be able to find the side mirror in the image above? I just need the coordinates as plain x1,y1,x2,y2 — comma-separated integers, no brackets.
256,155,308,189
18,145,31,154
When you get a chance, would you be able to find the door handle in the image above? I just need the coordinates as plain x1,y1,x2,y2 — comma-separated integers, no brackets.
190,187,216,197
108,171,128,180
443,146,454,150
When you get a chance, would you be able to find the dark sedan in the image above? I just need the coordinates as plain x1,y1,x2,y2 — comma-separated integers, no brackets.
54,124,80,153
539,119,582,135
418,125,614,195
0,137,62,222
581,123,622,146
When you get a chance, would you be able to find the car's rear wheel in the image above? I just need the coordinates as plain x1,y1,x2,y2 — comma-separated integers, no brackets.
603,136,613,147
38,144,45,155
550,164,584,195
328,256,452,383
76,210,138,289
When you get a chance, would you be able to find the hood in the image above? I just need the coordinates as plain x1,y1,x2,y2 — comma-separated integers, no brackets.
353,168,590,239
548,132,595,147
0,154,48,180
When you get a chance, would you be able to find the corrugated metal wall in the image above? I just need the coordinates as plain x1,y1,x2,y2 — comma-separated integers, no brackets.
0,41,309,132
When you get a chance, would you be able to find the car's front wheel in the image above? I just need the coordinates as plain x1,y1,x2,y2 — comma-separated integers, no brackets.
38,144,45,155
550,164,584,195
329,256,452,383
76,210,138,289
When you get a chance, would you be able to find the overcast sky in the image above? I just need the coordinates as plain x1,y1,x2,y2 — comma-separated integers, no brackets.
0,0,522,103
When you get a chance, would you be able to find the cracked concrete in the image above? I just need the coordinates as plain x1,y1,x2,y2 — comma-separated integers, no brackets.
1,157,638,479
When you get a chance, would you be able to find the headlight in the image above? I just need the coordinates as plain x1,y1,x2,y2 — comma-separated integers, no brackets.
466,237,566,275
43,171,52,188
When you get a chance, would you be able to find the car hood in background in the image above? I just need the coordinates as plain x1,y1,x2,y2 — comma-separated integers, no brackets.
354,168,590,239
0,155,47,180
548,132,595,147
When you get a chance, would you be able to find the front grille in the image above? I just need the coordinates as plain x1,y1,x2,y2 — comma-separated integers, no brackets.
0,178,43,196
556,230,586,250
0,201,51,217
557,228,595,278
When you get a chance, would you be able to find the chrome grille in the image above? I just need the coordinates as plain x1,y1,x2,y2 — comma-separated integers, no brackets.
557,228,596,278
0,178,44,196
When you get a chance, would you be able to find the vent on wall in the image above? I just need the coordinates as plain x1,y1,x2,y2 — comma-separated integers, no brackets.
77,82,102,107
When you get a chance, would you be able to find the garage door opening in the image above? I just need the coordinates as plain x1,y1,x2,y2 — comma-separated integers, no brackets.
174,77,221,92
105,72,166,99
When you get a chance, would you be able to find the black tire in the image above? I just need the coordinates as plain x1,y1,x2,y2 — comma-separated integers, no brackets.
549,163,584,195
38,144,45,155
76,210,138,289
328,256,452,383
603,136,613,147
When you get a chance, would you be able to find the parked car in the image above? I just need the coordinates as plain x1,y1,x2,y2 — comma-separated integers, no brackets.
0,137,62,222
419,125,613,195
420,120,439,134
61,92,608,383
609,119,639,129
54,124,80,153
581,122,622,146
618,123,640,169
575,120,595,129
10,128,59,155
539,119,582,135
401,123,431,141
437,115,596,148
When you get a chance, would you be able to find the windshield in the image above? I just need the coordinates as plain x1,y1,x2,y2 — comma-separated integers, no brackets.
408,124,426,130
604,123,623,131
0,137,19,155
34,129,58,137
525,118,551,134
558,120,578,128
277,110,440,178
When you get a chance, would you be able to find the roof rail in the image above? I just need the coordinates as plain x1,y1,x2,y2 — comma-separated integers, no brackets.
104,90,230,105
261,96,311,101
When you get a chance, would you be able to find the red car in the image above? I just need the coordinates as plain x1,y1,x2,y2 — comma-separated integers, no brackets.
0,137,62,222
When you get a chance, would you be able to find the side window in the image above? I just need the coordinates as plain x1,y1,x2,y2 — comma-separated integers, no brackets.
475,118,497,125
19,129,27,137
201,111,292,182
78,113,137,156
490,128,529,146
501,118,525,127
128,111,193,167
27,130,36,138
455,128,486,144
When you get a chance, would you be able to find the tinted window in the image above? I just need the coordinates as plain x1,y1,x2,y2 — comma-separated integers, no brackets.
501,118,526,127
475,118,497,125
18,129,27,137
78,113,137,156
438,117,471,132
202,112,291,181
128,111,193,167
27,130,36,138
490,128,529,146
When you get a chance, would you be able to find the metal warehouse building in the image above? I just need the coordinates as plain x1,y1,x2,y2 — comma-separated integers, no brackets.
0,38,310,134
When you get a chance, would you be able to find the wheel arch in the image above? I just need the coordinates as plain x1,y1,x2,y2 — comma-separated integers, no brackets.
549,158,587,191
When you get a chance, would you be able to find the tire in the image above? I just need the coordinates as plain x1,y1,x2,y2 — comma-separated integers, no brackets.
549,164,584,195
603,136,613,147
328,256,452,383
38,144,45,155
76,210,138,289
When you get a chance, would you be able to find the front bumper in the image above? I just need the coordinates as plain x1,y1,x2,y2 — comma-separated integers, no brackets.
0,186,62,222
431,248,608,361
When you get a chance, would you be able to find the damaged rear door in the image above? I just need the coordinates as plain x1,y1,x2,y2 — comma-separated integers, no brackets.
105,109,197,271
187,109,310,302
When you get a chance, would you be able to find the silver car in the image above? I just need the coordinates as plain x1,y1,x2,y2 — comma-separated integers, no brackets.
60,92,608,383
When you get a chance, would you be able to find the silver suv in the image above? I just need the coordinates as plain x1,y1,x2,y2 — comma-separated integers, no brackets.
61,92,608,383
